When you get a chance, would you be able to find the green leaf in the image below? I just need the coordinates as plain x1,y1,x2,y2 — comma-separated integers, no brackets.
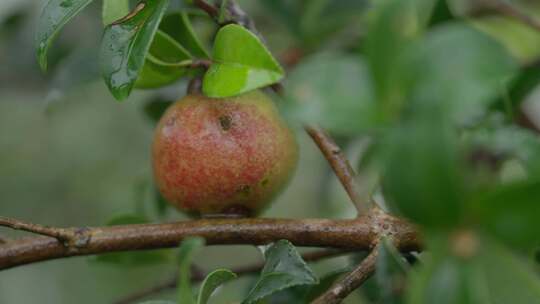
196,269,237,304
408,237,540,304
159,11,210,58
243,240,318,304
407,254,491,304
375,238,409,303
408,23,517,123
93,214,171,266
298,0,369,47
382,110,466,228
427,0,454,27
406,236,491,304
480,242,540,304
284,53,375,135
494,61,540,114
177,237,205,304
100,0,170,101
35,0,95,71
135,30,194,89
260,0,302,38
202,24,284,98
472,181,540,250
470,15,540,63
138,301,176,304
365,0,435,120
102,0,130,26
217,0,231,24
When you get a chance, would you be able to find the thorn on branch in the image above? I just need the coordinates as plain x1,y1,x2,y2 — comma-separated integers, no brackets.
0,216,90,249
311,248,379,304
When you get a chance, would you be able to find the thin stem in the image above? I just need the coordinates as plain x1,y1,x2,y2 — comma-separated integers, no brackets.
0,215,420,270
193,0,219,19
114,249,349,304
311,248,379,304
305,125,372,214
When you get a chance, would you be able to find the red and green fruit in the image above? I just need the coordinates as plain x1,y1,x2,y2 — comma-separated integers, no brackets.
152,90,298,216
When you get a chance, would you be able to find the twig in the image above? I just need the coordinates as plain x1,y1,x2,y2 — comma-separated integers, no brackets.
114,249,349,304
473,0,540,32
0,236,8,244
0,215,420,271
0,216,90,247
305,126,371,214
193,0,219,19
187,77,203,95
311,248,379,304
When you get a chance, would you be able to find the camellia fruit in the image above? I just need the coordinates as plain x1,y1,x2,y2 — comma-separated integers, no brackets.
152,90,298,216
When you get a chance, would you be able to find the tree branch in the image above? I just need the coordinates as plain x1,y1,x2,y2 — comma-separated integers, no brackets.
305,126,372,214
114,249,349,304
0,213,419,271
311,248,379,304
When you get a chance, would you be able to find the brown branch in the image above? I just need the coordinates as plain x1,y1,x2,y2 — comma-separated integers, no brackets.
472,0,540,32
0,216,90,247
305,125,371,214
0,213,420,271
114,249,349,304
312,248,379,304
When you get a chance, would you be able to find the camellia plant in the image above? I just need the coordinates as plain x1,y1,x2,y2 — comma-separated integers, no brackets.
1,0,540,303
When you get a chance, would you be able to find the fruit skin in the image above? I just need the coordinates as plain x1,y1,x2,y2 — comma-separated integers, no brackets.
152,90,298,216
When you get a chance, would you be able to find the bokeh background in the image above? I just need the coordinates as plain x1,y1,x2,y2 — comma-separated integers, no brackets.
1,0,539,303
